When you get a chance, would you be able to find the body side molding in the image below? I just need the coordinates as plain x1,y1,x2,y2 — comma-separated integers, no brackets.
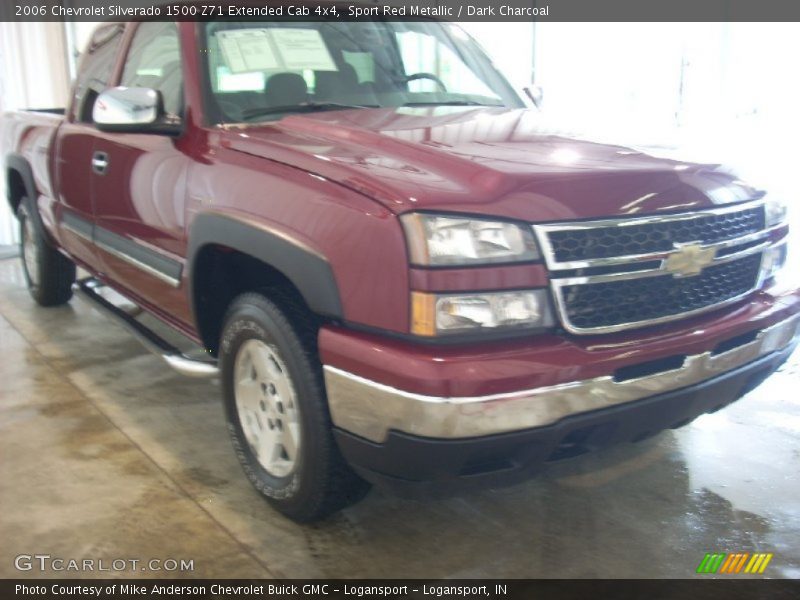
95,226,183,287
61,209,94,241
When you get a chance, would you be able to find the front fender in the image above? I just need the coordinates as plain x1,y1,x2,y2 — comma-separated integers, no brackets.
186,211,343,319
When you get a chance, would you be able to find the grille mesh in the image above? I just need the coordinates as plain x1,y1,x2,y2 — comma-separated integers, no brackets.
560,253,762,330
548,206,765,263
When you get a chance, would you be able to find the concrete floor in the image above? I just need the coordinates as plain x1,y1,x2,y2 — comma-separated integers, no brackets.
1,256,799,580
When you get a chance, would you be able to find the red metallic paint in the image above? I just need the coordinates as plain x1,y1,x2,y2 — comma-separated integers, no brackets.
2,21,797,395
409,264,549,293
185,143,409,332
320,286,800,397
224,107,760,221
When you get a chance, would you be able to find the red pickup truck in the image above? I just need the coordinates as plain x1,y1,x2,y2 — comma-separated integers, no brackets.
3,18,798,522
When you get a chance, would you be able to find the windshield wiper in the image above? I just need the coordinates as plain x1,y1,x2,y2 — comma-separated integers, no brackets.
402,100,504,107
242,102,378,120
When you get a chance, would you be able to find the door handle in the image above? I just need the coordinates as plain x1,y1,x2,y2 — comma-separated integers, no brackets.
91,151,109,175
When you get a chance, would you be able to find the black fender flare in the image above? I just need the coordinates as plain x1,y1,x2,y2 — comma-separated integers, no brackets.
187,212,344,320
5,153,49,240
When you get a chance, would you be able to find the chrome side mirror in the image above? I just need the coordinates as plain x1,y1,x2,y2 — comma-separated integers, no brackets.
93,87,180,134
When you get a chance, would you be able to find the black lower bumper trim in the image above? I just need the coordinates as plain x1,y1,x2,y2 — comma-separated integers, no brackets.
334,343,796,496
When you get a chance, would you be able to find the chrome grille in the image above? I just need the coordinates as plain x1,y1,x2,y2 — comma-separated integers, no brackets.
560,254,762,330
534,200,776,334
548,206,764,262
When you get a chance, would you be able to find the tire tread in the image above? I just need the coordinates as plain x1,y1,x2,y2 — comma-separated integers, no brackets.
222,290,368,522
18,201,75,307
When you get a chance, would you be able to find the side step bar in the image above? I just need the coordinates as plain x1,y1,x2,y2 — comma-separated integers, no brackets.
73,278,219,378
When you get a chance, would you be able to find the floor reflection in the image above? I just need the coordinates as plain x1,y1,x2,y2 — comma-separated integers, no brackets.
0,256,797,578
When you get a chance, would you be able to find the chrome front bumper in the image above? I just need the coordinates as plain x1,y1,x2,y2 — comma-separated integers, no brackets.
323,314,800,443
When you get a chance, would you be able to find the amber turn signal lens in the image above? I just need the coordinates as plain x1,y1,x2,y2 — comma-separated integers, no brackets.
410,292,436,336
411,289,553,336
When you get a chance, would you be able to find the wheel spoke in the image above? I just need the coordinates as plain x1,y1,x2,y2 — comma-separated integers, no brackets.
22,216,39,286
254,425,276,461
272,376,293,405
250,344,276,380
264,349,284,379
236,377,261,411
282,422,299,461
269,438,285,468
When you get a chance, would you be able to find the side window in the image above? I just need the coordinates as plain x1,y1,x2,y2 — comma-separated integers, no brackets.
73,24,124,123
121,22,183,117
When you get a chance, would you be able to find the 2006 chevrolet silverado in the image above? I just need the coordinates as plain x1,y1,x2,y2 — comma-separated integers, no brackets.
2,14,799,522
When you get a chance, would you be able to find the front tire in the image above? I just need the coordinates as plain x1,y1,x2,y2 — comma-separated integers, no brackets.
219,291,369,522
18,201,75,306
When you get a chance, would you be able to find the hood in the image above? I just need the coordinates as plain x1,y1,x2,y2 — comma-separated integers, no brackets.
218,106,759,222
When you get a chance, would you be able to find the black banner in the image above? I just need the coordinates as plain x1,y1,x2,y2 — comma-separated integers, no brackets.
3,0,800,22
4,580,800,600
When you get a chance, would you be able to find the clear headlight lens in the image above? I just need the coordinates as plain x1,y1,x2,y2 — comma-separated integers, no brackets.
411,290,554,336
401,213,539,266
765,198,788,227
762,242,788,280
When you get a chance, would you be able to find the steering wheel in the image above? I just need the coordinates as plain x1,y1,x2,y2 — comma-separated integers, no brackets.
400,72,448,93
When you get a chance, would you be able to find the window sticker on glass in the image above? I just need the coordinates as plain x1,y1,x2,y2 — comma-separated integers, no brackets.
217,29,280,73
270,29,336,71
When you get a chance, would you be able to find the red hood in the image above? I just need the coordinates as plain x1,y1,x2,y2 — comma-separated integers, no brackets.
218,106,759,221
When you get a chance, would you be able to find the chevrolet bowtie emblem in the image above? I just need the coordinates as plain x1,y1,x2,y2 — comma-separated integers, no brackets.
663,242,717,277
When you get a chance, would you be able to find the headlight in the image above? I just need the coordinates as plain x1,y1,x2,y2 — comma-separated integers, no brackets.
765,198,788,227
411,290,554,336
762,242,788,280
401,213,539,266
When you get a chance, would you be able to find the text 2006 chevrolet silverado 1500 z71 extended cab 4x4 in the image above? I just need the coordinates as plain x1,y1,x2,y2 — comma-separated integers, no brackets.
3,16,799,522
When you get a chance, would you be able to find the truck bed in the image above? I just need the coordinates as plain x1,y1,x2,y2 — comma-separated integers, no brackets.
1,109,64,210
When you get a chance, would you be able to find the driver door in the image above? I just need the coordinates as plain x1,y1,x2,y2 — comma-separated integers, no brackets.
91,21,192,324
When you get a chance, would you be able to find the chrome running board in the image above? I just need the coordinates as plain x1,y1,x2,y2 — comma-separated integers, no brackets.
72,278,219,378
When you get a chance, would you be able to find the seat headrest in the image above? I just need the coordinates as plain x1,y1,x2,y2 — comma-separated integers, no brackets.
314,64,361,100
264,72,308,107
339,63,359,87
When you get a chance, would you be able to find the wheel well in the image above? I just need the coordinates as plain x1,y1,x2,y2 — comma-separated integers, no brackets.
192,245,318,355
6,168,26,217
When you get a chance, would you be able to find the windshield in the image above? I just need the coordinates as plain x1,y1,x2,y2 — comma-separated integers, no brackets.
201,21,523,123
